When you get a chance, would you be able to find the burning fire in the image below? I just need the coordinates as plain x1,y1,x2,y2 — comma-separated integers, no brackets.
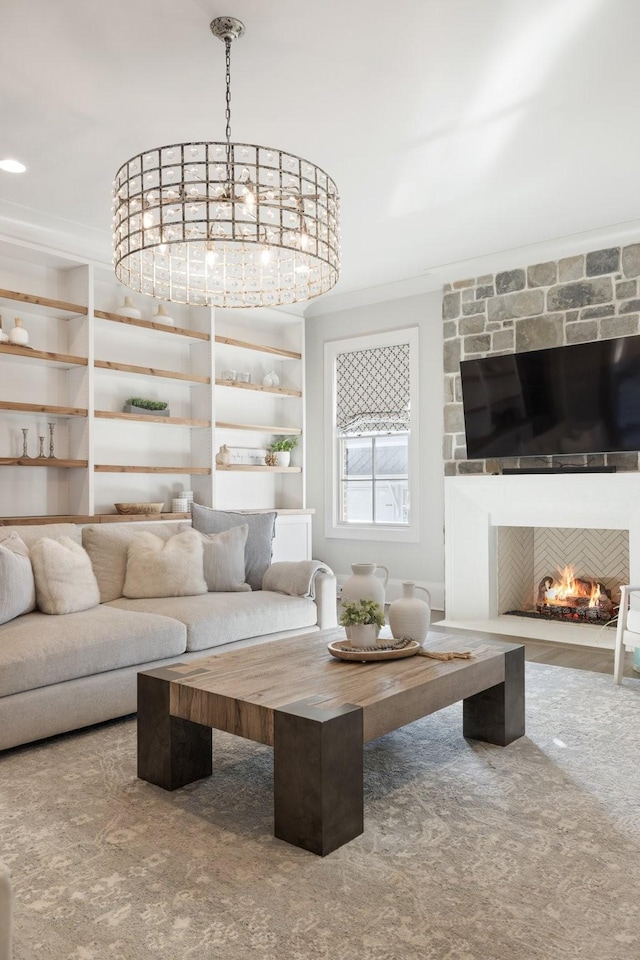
544,566,601,607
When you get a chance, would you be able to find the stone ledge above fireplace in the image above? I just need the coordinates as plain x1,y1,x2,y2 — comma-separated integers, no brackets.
442,474,640,646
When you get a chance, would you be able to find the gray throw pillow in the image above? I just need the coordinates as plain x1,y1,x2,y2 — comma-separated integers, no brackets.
0,533,36,624
191,504,276,591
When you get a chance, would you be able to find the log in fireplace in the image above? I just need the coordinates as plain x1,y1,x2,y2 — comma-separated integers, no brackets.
506,566,617,625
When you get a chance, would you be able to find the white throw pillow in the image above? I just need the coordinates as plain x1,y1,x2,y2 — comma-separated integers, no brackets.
200,525,251,592
30,536,100,615
0,532,36,624
123,530,207,599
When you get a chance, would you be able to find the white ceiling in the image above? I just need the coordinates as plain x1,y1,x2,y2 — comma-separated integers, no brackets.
2,0,640,307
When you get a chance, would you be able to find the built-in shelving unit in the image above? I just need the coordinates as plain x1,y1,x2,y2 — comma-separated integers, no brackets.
0,238,307,520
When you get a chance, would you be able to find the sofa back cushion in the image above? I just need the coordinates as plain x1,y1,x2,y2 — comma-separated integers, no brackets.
0,523,81,550
122,530,207,599
200,525,251,592
82,521,192,602
30,536,100,615
191,505,276,591
0,532,36,624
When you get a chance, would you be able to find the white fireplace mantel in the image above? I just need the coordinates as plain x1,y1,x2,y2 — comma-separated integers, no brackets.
443,474,640,645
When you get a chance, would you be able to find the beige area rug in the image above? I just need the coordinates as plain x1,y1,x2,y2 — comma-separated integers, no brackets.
1,663,639,960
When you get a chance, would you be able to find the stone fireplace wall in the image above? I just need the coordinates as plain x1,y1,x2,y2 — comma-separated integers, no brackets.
442,244,640,475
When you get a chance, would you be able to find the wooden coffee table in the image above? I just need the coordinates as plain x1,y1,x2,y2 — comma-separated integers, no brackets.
137,629,524,856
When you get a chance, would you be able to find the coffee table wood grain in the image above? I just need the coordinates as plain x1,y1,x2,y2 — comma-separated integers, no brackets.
137,629,525,855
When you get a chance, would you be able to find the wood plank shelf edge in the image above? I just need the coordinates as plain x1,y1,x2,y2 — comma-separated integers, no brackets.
0,288,88,316
0,512,190,526
0,344,87,366
0,457,87,468
215,379,301,398
95,410,210,427
95,359,210,384
214,335,301,360
216,464,302,473
215,421,301,434
95,465,211,474
94,309,210,341
0,401,87,417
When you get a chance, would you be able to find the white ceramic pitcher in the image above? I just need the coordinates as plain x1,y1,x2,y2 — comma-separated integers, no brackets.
388,581,431,641
341,563,389,609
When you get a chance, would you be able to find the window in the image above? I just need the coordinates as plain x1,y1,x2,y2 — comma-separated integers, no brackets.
324,328,419,542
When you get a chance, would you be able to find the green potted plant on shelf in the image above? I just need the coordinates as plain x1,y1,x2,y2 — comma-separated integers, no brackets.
123,397,170,417
267,435,299,467
339,598,385,648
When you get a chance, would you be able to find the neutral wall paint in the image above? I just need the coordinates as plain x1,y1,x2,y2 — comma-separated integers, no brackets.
305,292,444,603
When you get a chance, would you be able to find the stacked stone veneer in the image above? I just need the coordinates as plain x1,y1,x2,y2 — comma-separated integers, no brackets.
443,244,640,475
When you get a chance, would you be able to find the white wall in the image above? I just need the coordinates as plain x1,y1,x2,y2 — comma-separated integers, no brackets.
305,291,445,605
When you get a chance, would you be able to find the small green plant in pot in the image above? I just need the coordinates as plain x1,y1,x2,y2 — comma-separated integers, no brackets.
340,598,385,648
267,435,298,466
123,397,170,416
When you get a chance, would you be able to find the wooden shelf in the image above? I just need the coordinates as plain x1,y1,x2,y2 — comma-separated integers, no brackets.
0,344,87,367
95,410,210,427
0,512,190,525
95,359,210,384
216,464,301,473
215,421,301,435
0,288,87,317
0,457,87,468
0,401,87,417
215,335,301,360
215,378,301,398
94,309,210,341
95,464,211,474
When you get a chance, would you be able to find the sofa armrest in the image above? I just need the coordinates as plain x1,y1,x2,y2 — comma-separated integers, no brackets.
0,862,13,960
313,572,338,630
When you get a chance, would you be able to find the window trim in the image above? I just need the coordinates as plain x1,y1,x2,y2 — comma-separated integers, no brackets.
324,327,420,543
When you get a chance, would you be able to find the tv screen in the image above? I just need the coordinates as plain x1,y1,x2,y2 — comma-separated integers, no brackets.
460,334,640,459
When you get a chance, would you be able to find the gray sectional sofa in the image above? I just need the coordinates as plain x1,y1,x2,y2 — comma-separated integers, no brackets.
0,519,337,752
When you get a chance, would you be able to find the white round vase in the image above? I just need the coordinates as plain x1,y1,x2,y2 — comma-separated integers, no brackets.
116,296,142,319
389,581,431,641
276,450,291,467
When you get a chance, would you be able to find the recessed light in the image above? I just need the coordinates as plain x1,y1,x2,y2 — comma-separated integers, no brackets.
0,158,27,174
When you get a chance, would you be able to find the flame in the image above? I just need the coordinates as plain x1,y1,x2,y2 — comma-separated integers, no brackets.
544,566,601,606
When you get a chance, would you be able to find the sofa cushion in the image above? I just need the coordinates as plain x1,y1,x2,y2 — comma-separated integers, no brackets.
108,590,318,652
0,523,81,549
200,525,251,592
0,533,36,624
82,521,192,602
123,530,207,599
191,505,276,591
30,537,100,615
0,605,187,698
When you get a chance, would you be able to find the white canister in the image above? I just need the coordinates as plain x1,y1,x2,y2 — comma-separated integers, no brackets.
388,581,432,641
349,624,381,649
171,497,188,513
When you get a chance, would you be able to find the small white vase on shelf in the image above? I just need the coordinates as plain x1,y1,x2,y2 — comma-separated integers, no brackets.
0,315,8,343
9,317,29,346
277,450,291,467
215,444,231,466
263,370,280,388
116,296,142,319
389,581,431,641
342,563,389,610
152,304,174,325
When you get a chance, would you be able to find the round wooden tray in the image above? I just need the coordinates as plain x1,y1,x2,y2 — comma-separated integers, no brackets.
327,639,421,662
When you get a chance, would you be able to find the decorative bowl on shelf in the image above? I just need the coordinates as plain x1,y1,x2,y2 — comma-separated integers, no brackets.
114,502,165,515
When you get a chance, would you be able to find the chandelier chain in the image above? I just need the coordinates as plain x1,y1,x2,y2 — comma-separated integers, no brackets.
224,37,232,183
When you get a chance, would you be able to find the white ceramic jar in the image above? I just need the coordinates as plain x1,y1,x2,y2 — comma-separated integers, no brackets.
152,304,174,325
349,624,381,649
342,563,389,608
389,581,431,641
116,296,142,319
8,317,29,346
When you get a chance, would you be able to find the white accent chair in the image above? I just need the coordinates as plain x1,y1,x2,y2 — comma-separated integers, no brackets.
0,862,13,960
614,584,640,685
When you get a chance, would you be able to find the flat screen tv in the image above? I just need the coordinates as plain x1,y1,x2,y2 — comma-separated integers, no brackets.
460,334,640,459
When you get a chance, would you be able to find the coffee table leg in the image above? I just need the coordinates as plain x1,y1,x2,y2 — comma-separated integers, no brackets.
137,668,212,790
462,645,525,746
274,699,363,856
